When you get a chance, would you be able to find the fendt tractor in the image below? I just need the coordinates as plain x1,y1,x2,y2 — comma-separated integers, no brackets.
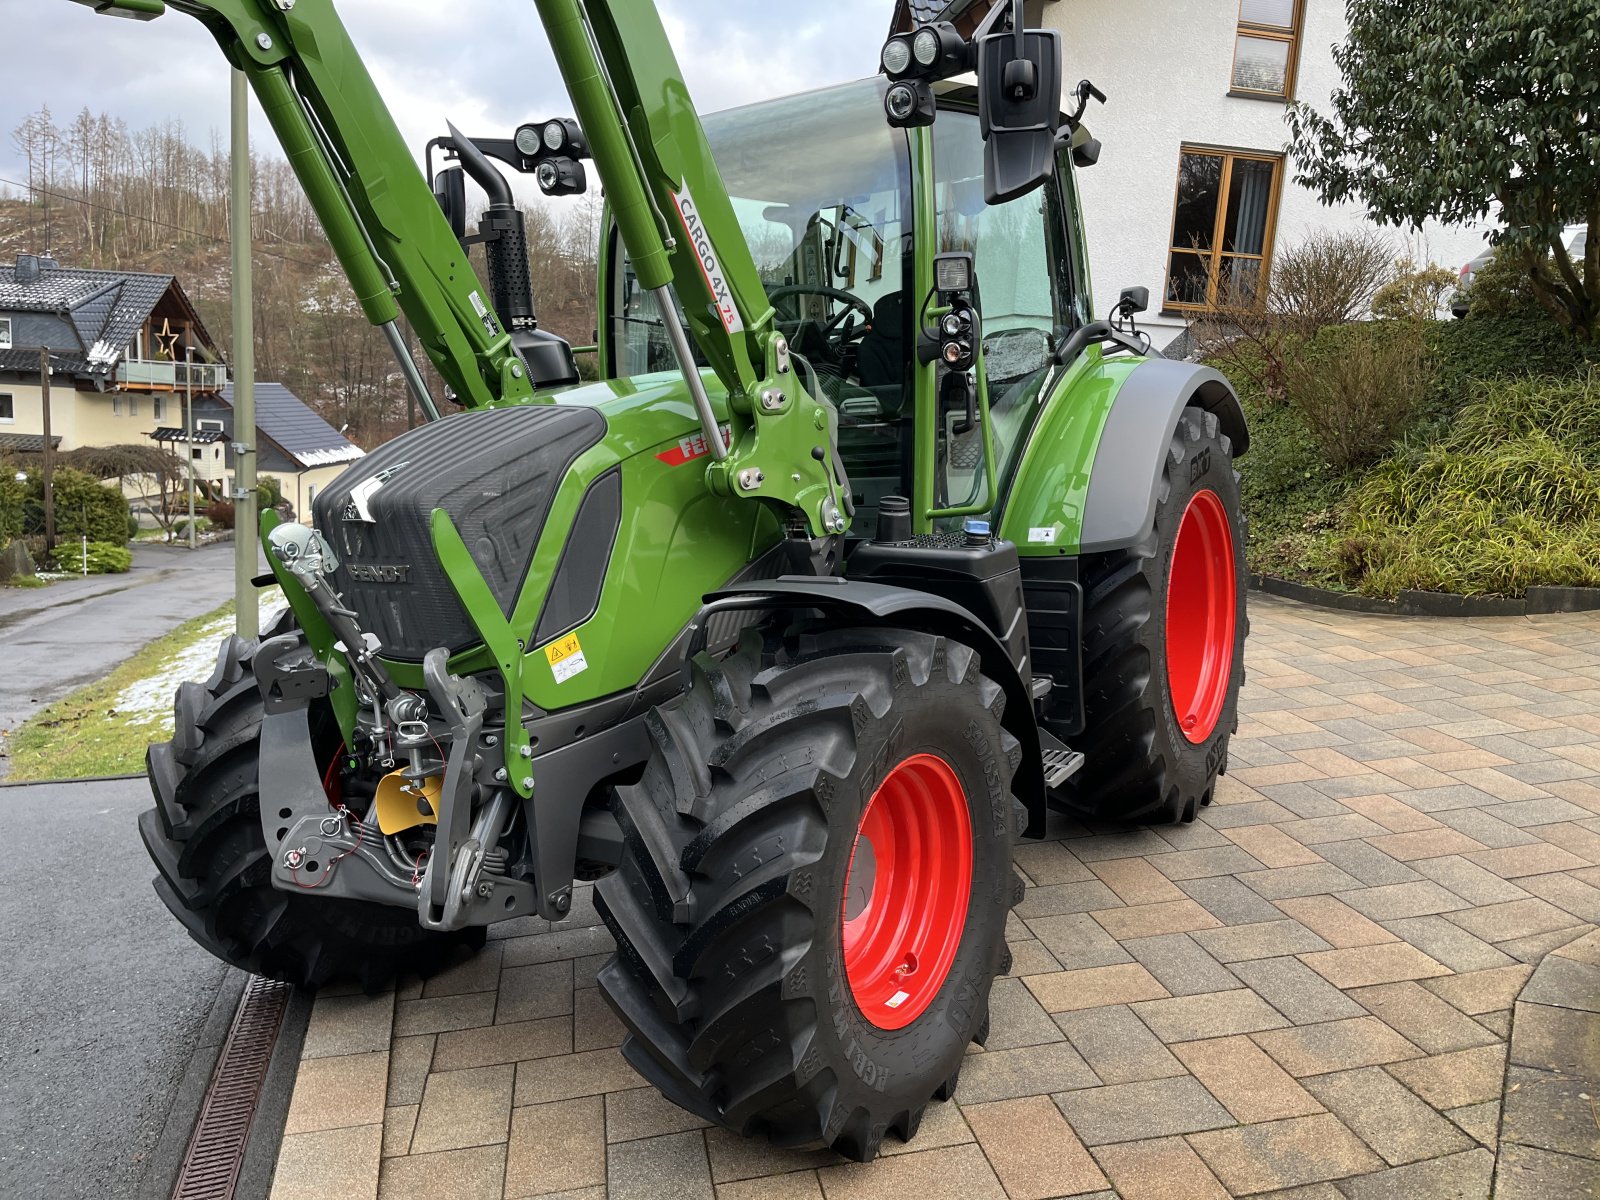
89,0,1249,1160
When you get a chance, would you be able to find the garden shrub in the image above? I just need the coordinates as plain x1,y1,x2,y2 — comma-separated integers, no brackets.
1372,260,1458,321
0,468,25,544
1464,248,1547,321
205,500,236,531
1192,228,1394,399
1284,321,1431,470
1329,373,1600,597
49,540,134,575
15,467,131,544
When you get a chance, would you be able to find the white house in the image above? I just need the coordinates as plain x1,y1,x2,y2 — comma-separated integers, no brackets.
893,0,1493,349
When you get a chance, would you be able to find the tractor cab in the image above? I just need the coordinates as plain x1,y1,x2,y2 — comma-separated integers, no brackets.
600,77,1093,540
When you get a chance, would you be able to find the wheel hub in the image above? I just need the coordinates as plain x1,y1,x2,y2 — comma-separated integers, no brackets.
841,753,972,1030
1165,487,1237,744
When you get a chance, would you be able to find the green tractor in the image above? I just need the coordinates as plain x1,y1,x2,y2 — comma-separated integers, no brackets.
97,0,1248,1161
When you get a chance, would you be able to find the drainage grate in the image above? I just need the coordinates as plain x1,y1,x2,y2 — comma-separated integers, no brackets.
171,976,293,1200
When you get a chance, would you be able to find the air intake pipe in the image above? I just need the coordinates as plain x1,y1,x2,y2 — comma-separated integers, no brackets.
447,124,578,388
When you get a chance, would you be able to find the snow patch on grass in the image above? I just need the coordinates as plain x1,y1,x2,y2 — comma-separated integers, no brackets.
112,591,286,723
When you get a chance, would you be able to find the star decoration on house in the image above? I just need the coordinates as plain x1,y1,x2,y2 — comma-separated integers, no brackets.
153,319,182,360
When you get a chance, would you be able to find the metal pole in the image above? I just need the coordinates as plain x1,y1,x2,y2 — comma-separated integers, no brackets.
39,348,55,553
185,346,196,549
380,320,440,422
231,69,259,641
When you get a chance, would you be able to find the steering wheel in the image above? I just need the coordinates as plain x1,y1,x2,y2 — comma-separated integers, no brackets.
766,284,875,340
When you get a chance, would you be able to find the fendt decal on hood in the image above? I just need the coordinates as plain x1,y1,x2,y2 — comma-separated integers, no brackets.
656,424,734,467
672,182,745,336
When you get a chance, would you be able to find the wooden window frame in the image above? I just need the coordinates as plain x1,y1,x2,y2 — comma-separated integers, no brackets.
0,392,13,423
1229,0,1305,102
1163,145,1285,315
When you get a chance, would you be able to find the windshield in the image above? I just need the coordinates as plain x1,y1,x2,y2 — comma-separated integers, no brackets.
612,79,913,384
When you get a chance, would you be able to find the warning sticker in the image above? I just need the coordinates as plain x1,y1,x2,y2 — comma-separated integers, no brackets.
1028,527,1058,545
885,990,910,1010
544,633,589,684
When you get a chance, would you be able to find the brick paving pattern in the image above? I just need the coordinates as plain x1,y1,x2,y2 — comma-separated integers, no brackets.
271,597,1600,1199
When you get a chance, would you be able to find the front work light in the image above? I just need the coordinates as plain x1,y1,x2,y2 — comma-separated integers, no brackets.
882,36,914,78
884,80,937,128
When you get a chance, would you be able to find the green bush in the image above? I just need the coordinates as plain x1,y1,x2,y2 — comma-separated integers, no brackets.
49,540,133,575
1373,261,1458,322
1230,381,1353,586
0,469,25,544
14,467,131,544
1327,374,1600,597
1284,321,1432,470
1463,248,1545,321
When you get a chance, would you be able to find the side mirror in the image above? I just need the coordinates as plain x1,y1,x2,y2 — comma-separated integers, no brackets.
432,166,467,241
1117,286,1150,318
977,20,1062,204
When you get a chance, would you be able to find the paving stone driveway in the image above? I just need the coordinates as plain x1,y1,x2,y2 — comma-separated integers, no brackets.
271,596,1600,1200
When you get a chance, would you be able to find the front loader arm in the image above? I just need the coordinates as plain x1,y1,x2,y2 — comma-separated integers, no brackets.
533,0,847,533
74,0,535,413
81,0,846,535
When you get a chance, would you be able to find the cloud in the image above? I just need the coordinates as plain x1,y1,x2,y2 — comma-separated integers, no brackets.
0,0,891,193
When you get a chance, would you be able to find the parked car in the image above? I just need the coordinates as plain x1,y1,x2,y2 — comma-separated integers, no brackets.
1451,225,1589,318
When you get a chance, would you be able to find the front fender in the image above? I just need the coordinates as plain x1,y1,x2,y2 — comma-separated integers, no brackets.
703,578,1047,838
998,355,1248,557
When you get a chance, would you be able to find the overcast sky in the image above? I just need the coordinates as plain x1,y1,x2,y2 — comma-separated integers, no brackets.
1,0,890,197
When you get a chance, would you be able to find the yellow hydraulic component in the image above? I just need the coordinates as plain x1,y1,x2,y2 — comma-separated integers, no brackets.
373,770,442,835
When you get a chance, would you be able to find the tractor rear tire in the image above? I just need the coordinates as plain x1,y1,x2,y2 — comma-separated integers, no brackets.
596,624,1023,1162
1060,404,1247,825
139,630,484,990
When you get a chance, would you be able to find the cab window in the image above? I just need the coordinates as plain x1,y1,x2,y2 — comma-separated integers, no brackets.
931,107,1077,515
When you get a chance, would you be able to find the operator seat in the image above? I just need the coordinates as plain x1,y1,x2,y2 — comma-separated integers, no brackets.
855,293,906,413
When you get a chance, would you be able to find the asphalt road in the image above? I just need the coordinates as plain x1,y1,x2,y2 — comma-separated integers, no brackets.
0,777,234,1198
0,541,251,779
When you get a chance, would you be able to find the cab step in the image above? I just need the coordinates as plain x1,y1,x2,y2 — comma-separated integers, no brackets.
1038,728,1085,789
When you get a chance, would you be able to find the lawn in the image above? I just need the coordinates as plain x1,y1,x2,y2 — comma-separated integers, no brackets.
5,591,283,782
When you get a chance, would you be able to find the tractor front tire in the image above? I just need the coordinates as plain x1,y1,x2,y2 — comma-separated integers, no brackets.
138,631,484,989
1062,404,1248,825
597,624,1023,1162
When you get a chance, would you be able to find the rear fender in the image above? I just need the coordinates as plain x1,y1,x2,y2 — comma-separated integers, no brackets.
998,355,1248,557
701,578,1047,837
1078,359,1248,555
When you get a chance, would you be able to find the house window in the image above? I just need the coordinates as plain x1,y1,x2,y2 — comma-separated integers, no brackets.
1232,0,1303,100
153,396,165,421
1166,147,1283,310
128,397,139,418
0,318,11,349
113,395,122,416
0,393,13,423
192,448,204,461
198,419,224,432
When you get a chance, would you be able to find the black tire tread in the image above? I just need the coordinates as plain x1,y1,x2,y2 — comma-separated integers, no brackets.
141,634,482,989
598,625,1022,1162
1062,405,1248,824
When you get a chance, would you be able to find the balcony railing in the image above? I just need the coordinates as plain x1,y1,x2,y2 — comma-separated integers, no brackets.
115,359,229,392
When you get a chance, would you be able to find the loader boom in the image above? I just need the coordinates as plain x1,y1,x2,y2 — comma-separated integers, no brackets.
76,0,849,536
70,0,547,414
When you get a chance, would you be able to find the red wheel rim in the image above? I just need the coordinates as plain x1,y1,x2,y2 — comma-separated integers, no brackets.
1166,488,1237,745
841,753,972,1030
